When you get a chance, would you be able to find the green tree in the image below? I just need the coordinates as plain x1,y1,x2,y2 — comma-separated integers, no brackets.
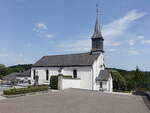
0,64,32,78
133,66,150,90
111,70,127,91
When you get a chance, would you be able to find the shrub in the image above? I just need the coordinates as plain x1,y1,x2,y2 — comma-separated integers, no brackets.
62,75,72,79
3,85,48,95
50,76,58,89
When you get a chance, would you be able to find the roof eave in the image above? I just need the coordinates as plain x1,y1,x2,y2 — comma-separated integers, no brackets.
32,65,93,68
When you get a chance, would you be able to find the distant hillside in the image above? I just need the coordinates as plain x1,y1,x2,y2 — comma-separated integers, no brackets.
9,64,32,70
107,67,150,91
0,64,32,79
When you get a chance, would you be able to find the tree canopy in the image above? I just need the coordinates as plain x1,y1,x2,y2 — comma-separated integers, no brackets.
109,67,150,92
0,64,32,79
111,70,126,91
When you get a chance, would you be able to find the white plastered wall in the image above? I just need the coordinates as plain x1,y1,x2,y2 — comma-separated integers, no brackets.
61,78,81,89
31,66,93,90
92,53,104,90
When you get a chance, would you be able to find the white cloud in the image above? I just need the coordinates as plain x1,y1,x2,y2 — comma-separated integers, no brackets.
58,38,91,53
33,23,47,33
105,41,121,46
33,28,41,33
57,10,146,53
128,40,136,46
45,34,53,38
102,10,146,47
142,40,150,44
130,35,150,45
35,23,47,30
103,10,146,39
108,49,117,52
127,35,145,46
33,22,53,39
137,35,144,40
128,48,140,55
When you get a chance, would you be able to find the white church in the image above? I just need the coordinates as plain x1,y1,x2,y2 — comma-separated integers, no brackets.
30,7,113,92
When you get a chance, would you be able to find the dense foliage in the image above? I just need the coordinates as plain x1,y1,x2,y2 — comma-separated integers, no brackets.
3,85,48,95
0,64,32,79
109,67,150,92
50,76,59,89
111,70,126,91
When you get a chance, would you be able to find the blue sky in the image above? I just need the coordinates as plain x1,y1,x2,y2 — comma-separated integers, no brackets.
0,0,150,71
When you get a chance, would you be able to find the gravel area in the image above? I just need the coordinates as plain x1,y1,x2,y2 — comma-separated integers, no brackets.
0,89,149,113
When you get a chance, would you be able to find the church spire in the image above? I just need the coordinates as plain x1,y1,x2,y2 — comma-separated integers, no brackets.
91,4,104,54
92,4,103,39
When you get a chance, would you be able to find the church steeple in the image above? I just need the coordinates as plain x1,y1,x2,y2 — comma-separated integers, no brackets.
91,4,104,54
92,4,103,39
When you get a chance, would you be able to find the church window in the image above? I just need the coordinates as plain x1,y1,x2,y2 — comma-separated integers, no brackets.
100,81,103,88
73,70,77,78
33,70,36,80
46,70,49,80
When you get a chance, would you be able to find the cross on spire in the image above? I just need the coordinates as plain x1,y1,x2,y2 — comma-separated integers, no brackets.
96,4,99,17
91,4,103,39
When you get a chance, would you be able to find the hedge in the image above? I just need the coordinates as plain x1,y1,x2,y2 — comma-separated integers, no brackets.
3,85,49,95
50,76,58,89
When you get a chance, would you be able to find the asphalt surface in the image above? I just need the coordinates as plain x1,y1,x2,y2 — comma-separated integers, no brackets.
0,89,149,113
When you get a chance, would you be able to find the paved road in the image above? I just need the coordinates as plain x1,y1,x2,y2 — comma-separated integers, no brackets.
0,96,6,100
0,89,149,113
0,91,6,100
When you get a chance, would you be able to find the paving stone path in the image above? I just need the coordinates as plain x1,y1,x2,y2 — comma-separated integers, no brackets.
0,89,149,113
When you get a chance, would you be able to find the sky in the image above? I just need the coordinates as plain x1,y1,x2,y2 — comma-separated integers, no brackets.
0,0,150,71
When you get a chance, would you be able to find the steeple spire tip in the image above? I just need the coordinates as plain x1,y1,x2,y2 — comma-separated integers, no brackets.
91,4,103,39
96,4,99,17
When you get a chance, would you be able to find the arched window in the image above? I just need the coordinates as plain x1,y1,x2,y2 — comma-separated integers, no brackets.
73,70,77,78
100,81,103,88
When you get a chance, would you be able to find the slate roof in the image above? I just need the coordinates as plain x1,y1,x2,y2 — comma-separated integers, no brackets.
19,70,31,77
3,70,31,81
3,72,21,81
91,9,103,39
96,70,110,81
33,52,99,67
